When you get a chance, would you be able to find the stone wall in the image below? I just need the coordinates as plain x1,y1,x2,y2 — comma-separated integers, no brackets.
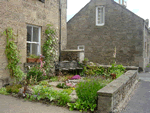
0,0,67,78
97,70,138,113
67,0,144,67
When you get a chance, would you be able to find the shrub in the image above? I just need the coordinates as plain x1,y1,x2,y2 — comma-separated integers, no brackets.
6,84,22,94
76,79,105,103
0,87,10,95
68,79,106,111
27,66,45,82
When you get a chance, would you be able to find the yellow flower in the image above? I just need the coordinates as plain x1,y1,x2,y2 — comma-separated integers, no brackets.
71,88,75,90
43,86,47,88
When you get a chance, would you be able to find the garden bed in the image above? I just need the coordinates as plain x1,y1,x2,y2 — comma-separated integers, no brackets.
0,62,127,112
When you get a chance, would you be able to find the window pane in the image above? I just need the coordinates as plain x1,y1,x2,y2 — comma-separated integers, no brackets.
27,26,32,41
27,43,31,56
33,27,39,42
32,43,38,56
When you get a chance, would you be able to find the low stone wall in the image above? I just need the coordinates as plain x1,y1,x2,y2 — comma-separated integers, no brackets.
97,70,138,113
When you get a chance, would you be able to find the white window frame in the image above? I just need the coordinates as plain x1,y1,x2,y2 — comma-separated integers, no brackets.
77,45,85,51
96,6,105,26
27,24,41,56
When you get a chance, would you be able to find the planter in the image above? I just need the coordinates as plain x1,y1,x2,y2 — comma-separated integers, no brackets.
36,58,44,63
27,58,38,63
27,57,44,63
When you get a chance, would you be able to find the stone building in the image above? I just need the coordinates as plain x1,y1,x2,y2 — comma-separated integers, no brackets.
0,0,67,78
67,0,150,70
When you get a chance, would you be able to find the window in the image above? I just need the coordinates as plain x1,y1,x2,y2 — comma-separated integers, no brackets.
78,45,85,51
27,25,41,56
39,0,45,3
96,6,105,26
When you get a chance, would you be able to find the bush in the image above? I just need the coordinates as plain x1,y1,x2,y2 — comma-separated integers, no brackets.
0,87,10,95
68,79,106,111
76,79,105,103
6,84,22,94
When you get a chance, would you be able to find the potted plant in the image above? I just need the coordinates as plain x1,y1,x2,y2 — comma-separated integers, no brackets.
27,54,40,63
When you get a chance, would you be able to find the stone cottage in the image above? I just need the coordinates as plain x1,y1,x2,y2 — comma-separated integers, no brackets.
67,0,150,70
0,0,67,79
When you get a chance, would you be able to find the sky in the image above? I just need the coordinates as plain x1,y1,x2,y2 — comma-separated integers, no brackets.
67,0,150,22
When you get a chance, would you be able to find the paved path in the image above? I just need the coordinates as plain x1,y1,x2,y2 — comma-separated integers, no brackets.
0,94,80,113
121,72,150,113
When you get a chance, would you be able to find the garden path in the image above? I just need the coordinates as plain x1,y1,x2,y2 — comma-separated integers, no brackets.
0,94,80,113
121,70,150,113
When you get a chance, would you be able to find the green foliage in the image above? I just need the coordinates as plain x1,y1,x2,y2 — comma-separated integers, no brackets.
43,24,58,75
68,99,97,112
27,66,43,82
27,65,48,83
39,81,49,86
25,85,71,106
49,76,59,82
108,64,126,78
68,79,106,111
0,87,10,95
6,84,22,94
79,62,125,79
80,65,106,76
28,54,40,58
62,89,73,95
56,83,71,89
4,28,25,82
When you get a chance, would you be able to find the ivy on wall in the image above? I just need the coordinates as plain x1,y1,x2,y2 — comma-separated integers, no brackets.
4,28,25,82
43,24,58,75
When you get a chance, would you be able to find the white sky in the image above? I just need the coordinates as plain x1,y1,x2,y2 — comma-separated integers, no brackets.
67,0,150,22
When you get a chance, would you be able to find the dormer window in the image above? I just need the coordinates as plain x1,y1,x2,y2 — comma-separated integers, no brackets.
96,6,105,26
39,0,45,3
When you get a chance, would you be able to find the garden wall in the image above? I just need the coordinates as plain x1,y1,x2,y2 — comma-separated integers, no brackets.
97,70,138,113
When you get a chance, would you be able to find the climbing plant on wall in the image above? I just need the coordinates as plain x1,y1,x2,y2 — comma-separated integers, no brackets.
4,28,25,82
43,24,58,75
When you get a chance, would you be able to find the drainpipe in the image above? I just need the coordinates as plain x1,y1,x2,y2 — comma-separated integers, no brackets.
143,21,146,72
59,0,62,63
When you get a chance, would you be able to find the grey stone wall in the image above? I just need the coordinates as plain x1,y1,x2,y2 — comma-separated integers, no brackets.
0,0,67,78
97,70,138,113
67,0,144,67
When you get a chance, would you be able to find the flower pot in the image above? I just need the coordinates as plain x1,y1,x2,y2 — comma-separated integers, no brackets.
27,58,38,63
36,57,43,63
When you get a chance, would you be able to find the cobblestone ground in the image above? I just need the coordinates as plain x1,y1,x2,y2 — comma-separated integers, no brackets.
121,72,150,113
0,94,80,113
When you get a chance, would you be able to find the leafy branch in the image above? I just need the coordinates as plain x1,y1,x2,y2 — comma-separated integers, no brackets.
4,28,25,82
43,24,58,76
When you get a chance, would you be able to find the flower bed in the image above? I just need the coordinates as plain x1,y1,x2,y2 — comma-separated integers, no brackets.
0,62,126,112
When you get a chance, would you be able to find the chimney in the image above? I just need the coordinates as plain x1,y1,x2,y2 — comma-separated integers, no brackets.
119,0,121,4
122,0,124,5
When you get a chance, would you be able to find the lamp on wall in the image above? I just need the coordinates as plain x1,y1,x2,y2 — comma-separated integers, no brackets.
39,0,45,3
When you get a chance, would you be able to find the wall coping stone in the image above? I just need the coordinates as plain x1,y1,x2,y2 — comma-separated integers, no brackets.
97,64,139,70
62,49,84,52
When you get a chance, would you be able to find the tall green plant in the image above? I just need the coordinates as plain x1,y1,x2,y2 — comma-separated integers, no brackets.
43,24,58,75
4,28,25,82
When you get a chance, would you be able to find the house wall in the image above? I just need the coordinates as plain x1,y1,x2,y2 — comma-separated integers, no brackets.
0,0,67,78
143,25,150,70
67,0,144,67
